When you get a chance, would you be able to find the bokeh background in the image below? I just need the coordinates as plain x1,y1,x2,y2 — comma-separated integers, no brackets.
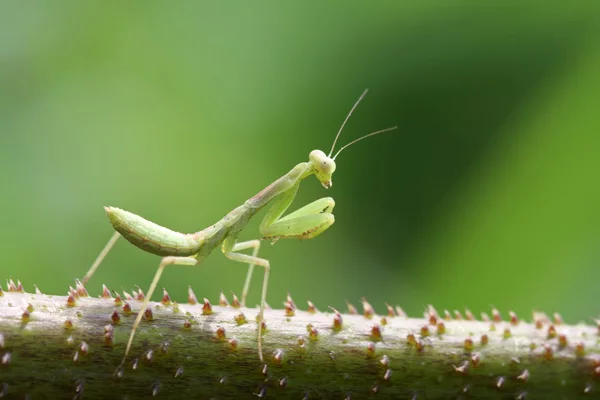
1,2,599,322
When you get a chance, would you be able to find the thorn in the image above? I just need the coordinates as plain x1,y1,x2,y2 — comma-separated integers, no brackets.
509,311,519,325
122,291,133,301
385,302,395,317
34,284,42,295
231,292,241,308
161,288,171,305
80,341,89,355
444,310,452,321
329,307,343,332
307,300,317,314
297,336,306,352
380,354,389,368
75,279,88,297
183,319,192,329
346,300,358,315
437,321,446,335
370,324,382,341
202,298,213,315
21,310,30,324
1,353,11,365
362,298,374,319
481,312,490,322
554,312,563,325
575,342,585,358
496,376,505,389
227,338,238,350
187,286,198,305
111,310,121,325
284,301,295,317
215,326,226,341
464,337,474,352
383,368,392,381
144,349,153,363
395,305,406,318
101,284,111,299
558,334,567,349
453,361,468,375
278,377,288,388
492,308,502,322
543,343,553,360
407,333,417,346
131,286,143,300
547,325,557,339
471,353,481,367
219,291,229,307
144,307,154,321
66,294,77,307
113,293,123,307
234,312,247,325
517,369,530,382
503,328,512,339
420,325,430,338
123,302,132,314
465,309,475,321
273,349,283,366
366,342,376,357
7,279,17,292
481,334,489,346
104,331,114,346
308,325,319,341
415,339,424,352
427,305,438,325
286,292,296,310
454,310,463,320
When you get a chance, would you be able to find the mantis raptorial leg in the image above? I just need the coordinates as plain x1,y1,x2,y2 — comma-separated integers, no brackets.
81,88,397,373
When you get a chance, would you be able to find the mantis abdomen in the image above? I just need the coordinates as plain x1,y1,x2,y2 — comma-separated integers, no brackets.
105,207,202,257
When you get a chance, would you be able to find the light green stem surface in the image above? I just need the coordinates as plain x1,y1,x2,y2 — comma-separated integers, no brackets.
0,287,598,399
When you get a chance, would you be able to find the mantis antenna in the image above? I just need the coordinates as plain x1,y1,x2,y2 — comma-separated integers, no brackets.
328,88,370,157
332,126,398,160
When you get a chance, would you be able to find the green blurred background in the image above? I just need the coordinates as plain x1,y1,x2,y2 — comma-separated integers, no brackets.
1,2,599,322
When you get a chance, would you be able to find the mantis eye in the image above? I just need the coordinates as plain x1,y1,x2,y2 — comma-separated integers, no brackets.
309,150,336,176
320,159,335,175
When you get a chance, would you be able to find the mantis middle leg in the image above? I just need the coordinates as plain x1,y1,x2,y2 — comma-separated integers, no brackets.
222,238,270,362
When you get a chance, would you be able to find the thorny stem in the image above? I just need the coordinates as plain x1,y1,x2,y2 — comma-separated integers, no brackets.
0,282,599,399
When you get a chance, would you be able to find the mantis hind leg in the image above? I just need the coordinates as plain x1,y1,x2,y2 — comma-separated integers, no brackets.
223,239,270,362
81,231,121,285
116,255,199,375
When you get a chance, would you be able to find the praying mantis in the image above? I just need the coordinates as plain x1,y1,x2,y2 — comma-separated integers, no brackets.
80,88,397,371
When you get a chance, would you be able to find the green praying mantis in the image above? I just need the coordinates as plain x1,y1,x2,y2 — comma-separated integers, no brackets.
80,88,397,371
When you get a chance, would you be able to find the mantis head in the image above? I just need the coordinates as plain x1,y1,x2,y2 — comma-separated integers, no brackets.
312,88,397,189
309,149,336,189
